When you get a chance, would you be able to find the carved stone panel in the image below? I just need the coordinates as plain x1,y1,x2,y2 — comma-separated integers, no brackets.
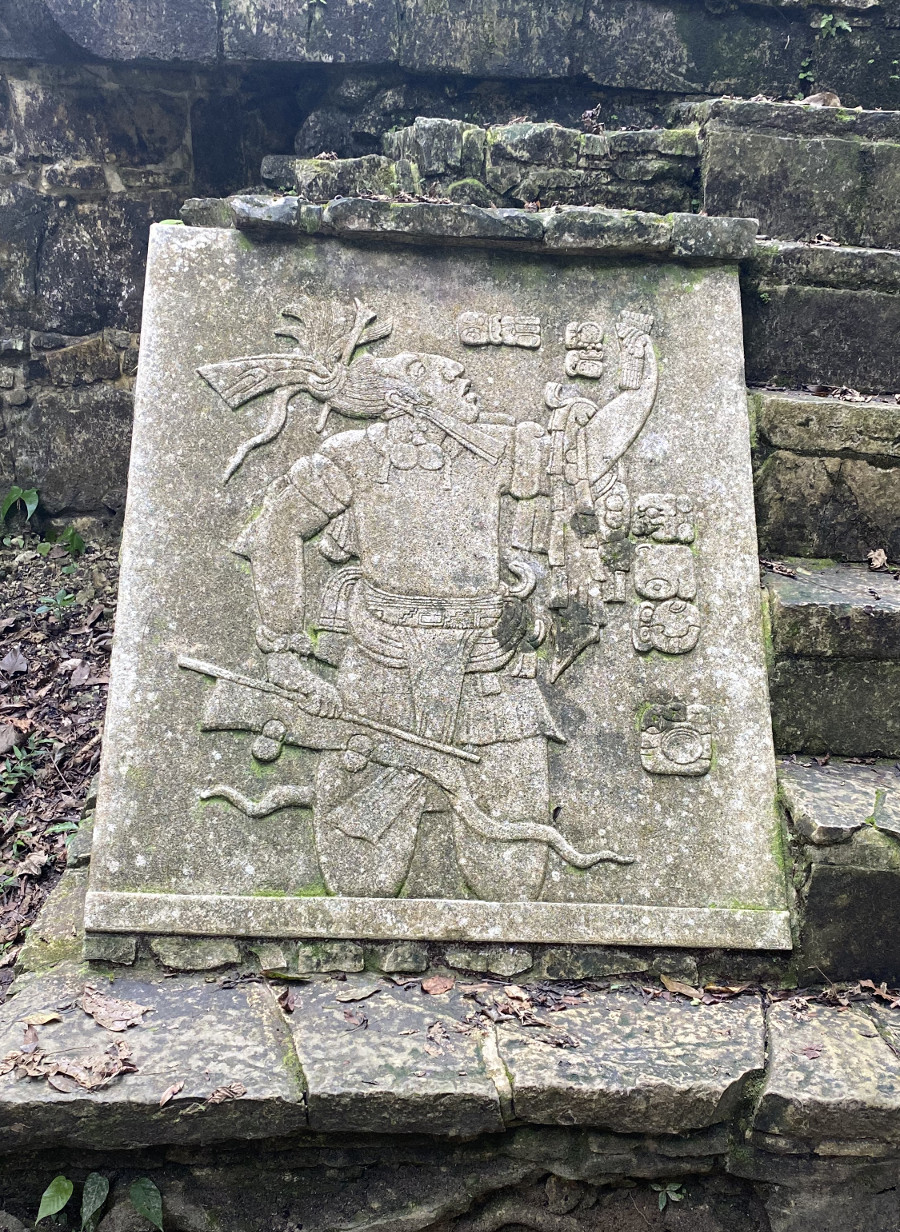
85,226,790,952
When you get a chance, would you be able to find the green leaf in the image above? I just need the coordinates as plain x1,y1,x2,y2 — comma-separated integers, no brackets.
1,486,22,521
21,488,38,519
37,1175,74,1223
81,1172,109,1231
658,1192,666,1211
129,1177,164,1230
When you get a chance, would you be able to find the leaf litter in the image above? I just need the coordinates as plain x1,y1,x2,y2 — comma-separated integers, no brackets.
0,529,119,1000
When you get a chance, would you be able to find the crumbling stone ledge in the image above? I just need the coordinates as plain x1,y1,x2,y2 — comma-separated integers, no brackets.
180,194,759,262
2,965,899,1158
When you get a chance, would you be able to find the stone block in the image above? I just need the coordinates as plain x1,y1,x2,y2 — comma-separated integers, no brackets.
44,333,121,386
529,947,648,980
322,196,544,243
398,0,583,78
498,989,765,1133
222,0,398,63
770,659,900,758
15,869,87,974
754,450,900,564
757,1001,900,1146
542,206,673,253
752,391,900,462
375,941,429,973
41,0,218,62
0,183,50,325
283,976,504,1134
180,198,234,229
66,813,93,869
743,243,900,392
8,76,190,164
0,970,305,1147
766,563,900,661
35,196,181,335
444,946,533,978
84,222,788,955
701,111,900,247
295,942,365,973
248,942,288,972
261,154,401,200
670,213,757,260
149,937,241,971
779,758,894,846
1,383,133,515
82,933,137,965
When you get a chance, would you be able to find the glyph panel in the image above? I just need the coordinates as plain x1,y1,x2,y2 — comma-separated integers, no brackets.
85,225,790,950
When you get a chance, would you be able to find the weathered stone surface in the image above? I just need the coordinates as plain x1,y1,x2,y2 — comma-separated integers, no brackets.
743,242,900,393
754,450,900,564
15,869,87,974
41,0,218,63
295,941,364,973
375,941,429,972
85,223,787,953
752,391,900,463
0,969,305,1147
149,936,241,971
770,659,900,758
757,1000,900,1146
82,932,137,964
543,206,672,253
767,563,900,661
499,990,765,1133
670,213,757,261
180,197,235,229
444,946,532,978
284,976,503,1135
222,0,398,64
322,196,545,243
261,153,403,199
529,946,647,980
66,813,94,869
1,382,133,515
779,758,894,845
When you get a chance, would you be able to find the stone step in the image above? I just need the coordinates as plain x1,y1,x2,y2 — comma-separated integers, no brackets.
779,755,900,982
683,97,900,250
765,560,900,757
751,388,900,562
743,239,900,392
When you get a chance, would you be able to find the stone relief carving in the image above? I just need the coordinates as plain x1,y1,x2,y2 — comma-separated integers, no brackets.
639,700,712,776
564,320,604,379
182,294,714,900
457,311,542,348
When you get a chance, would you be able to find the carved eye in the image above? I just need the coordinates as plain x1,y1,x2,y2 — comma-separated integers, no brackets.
407,360,426,380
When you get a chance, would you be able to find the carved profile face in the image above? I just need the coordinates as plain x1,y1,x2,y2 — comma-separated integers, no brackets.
373,352,481,425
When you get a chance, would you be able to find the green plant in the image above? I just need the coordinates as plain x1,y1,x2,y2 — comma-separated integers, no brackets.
0,735,49,798
36,588,76,618
1,485,38,523
35,1172,111,1229
651,1181,685,1211
36,524,86,559
129,1177,164,1230
798,58,815,83
815,12,852,37
36,1175,74,1224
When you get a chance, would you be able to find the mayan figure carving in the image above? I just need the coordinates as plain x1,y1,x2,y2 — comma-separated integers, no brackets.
179,296,681,903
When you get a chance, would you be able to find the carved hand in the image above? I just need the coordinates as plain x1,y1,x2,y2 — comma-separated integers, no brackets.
266,651,343,719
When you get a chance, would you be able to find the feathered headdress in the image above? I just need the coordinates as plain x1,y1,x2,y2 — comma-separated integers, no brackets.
199,298,393,481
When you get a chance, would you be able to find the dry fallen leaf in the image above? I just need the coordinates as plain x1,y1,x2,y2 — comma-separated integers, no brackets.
206,1081,246,1104
868,548,889,571
503,985,529,1001
660,974,704,1000
23,1011,62,1026
80,985,153,1032
335,985,381,1003
70,661,91,688
422,975,455,996
800,1043,823,1060
0,648,27,675
343,1009,369,1030
0,724,20,755
159,1079,185,1107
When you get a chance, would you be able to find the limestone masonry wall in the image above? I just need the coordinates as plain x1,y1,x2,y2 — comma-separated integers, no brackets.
1,4,900,1230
